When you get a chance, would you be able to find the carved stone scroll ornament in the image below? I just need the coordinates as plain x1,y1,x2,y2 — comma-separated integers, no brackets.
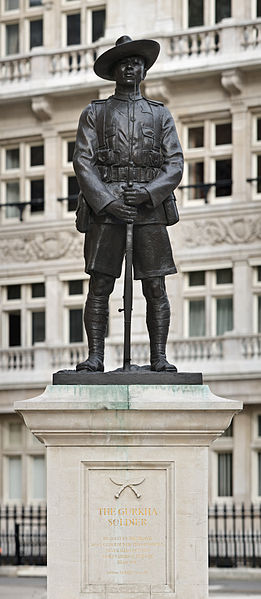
181,216,261,247
0,231,83,263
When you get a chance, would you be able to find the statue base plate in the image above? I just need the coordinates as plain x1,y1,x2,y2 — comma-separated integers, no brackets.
53,365,203,385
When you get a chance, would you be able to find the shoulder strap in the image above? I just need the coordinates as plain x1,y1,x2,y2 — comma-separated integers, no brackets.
92,99,107,149
145,99,163,150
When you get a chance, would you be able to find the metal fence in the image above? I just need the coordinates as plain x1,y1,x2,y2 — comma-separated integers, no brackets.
1,503,261,567
209,504,261,567
0,505,47,566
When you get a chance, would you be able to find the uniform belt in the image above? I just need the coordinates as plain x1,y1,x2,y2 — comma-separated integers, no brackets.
98,165,159,183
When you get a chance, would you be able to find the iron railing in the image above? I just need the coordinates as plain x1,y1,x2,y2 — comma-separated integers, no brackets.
0,505,47,566
209,503,261,568
1,504,261,567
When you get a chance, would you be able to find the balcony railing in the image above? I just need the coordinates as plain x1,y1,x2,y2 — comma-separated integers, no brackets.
0,334,260,376
0,19,261,87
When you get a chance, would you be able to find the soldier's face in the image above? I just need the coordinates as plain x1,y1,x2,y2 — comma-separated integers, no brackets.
113,56,146,87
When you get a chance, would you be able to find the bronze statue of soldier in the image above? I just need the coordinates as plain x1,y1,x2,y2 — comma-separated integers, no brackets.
73,35,184,373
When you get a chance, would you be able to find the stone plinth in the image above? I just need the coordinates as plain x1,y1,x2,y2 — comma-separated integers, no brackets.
15,384,242,599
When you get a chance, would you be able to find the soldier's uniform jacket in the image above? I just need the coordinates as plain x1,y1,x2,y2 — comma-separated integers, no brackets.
73,91,184,226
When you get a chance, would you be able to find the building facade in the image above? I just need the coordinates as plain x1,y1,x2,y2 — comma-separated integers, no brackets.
0,0,261,508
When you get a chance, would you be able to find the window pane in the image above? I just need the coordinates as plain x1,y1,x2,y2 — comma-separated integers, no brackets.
258,415,261,436
188,0,204,27
258,266,261,281
188,161,204,199
67,141,75,162
188,126,204,148
189,299,205,336
189,271,205,286
8,456,22,499
29,0,42,6
9,311,21,346
215,123,232,145
215,0,231,23
6,181,19,218
30,19,43,48
32,311,45,344
5,0,19,8
8,422,22,445
216,268,233,284
30,145,44,166
218,452,233,496
7,284,21,300
215,158,232,196
32,456,46,500
69,280,83,295
92,9,106,42
67,13,81,45
31,179,44,212
68,176,79,211
6,148,19,169
257,156,261,194
31,282,45,297
6,23,19,55
69,308,83,342
259,453,261,496
258,0,261,17
257,119,261,141
258,296,261,333
216,297,233,335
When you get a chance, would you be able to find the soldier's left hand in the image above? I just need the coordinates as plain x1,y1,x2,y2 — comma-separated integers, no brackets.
123,186,150,206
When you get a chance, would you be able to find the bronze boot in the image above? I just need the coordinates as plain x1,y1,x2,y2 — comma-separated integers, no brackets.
76,294,109,372
146,294,177,372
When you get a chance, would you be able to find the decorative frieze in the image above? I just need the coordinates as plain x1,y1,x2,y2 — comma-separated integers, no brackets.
181,215,261,247
0,231,83,263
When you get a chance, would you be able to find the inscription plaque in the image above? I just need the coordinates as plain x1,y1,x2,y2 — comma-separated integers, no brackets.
86,466,167,585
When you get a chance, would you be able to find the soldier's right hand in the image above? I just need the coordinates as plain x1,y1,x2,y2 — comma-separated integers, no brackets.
105,199,137,223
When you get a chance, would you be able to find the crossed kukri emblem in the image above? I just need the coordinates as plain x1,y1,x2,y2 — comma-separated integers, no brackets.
110,477,145,499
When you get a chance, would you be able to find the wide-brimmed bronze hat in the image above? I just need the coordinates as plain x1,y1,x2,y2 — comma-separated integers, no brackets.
94,35,160,81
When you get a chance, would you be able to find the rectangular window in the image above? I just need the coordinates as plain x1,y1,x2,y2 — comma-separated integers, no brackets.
216,268,233,284
30,179,44,212
67,141,75,163
31,456,46,500
188,0,204,27
257,118,261,141
258,415,261,436
216,297,233,335
257,266,261,281
258,296,261,333
69,308,83,342
6,181,19,218
6,148,19,169
258,453,261,496
189,271,205,286
68,175,79,211
188,126,204,148
30,145,44,166
31,282,45,297
29,0,42,6
9,311,21,346
188,161,204,199
8,422,22,446
32,311,45,344
257,156,261,194
215,0,231,23
215,158,232,197
8,456,22,500
215,123,232,145
5,0,19,9
92,9,106,42
258,0,261,17
69,280,83,295
67,13,81,45
189,299,205,336
218,452,233,496
30,19,43,49
7,284,21,300
6,23,19,55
